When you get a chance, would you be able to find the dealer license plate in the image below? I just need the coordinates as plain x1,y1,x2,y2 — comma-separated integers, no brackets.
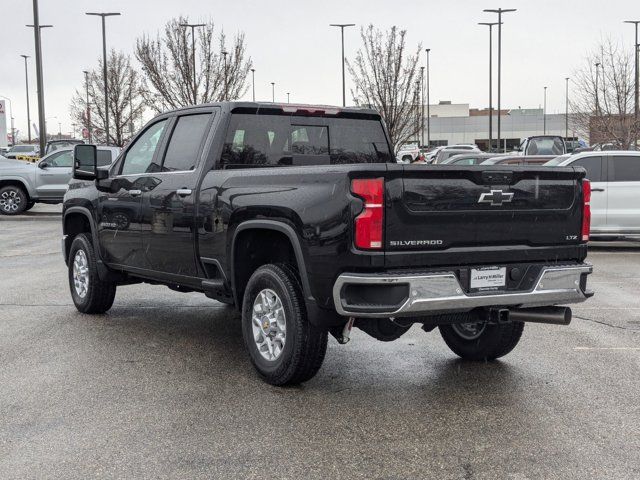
470,267,506,290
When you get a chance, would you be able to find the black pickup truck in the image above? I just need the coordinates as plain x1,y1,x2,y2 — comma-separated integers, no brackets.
63,102,593,385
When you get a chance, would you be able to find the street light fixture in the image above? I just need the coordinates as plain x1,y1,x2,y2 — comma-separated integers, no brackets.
20,55,32,143
287,92,290,103
425,48,431,147
483,8,517,152
543,86,547,134
86,12,121,145
271,82,275,102
565,77,570,140
83,70,91,143
330,23,356,107
179,22,206,103
595,62,601,117
624,21,640,126
221,50,229,101
27,1,53,153
478,22,500,151
251,68,256,102
420,66,425,146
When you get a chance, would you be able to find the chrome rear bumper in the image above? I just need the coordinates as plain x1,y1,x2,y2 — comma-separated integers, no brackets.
333,264,593,318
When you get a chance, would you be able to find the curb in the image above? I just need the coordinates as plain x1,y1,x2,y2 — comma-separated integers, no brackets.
0,215,61,222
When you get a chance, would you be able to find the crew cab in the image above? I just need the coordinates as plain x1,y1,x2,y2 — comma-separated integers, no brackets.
0,146,119,215
62,102,593,386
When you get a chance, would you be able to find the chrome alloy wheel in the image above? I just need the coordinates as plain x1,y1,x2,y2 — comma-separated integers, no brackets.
451,322,487,340
72,250,90,298
0,189,22,213
252,289,286,361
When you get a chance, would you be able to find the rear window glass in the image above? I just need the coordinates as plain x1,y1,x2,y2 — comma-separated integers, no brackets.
219,114,391,168
611,156,640,182
572,157,602,182
163,114,211,171
527,138,564,155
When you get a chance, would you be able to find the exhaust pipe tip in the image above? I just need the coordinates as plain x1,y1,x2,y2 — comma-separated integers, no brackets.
508,306,572,325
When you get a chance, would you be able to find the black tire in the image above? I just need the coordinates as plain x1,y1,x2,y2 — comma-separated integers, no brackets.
439,321,525,361
241,263,328,386
68,233,117,314
24,201,35,211
0,185,28,215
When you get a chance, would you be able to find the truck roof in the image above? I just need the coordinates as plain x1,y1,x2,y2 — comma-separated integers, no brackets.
165,101,380,118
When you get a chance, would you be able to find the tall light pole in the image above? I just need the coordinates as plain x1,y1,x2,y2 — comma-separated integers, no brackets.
83,70,91,143
271,82,275,102
478,22,499,151
420,66,425,146
330,23,355,107
565,77,570,140
251,69,256,101
179,23,206,104
595,62,600,117
221,50,228,101
0,96,15,145
86,12,121,145
20,55,32,143
287,92,290,103
624,21,640,126
484,8,516,152
27,2,53,153
425,48,431,147
543,86,547,134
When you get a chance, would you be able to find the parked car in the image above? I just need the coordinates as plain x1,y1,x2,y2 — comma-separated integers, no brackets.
61,101,592,386
433,148,483,164
439,153,502,165
4,144,39,159
426,144,480,163
396,143,420,162
516,136,566,156
0,146,119,215
481,155,557,166
45,139,85,155
545,151,640,239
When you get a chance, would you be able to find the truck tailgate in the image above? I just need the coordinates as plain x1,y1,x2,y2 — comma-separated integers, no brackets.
384,164,585,261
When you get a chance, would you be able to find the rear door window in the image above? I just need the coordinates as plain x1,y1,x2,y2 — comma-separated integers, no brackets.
162,113,211,171
572,156,602,182
610,156,640,182
219,113,391,168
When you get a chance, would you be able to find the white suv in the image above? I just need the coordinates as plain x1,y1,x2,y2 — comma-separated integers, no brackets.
548,151,640,238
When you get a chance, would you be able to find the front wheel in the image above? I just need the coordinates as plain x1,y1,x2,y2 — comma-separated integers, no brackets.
68,234,117,314
0,185,28,215
241,264,328,386
439,321,524,361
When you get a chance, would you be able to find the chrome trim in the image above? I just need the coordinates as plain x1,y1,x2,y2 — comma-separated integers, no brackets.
333,265,592,318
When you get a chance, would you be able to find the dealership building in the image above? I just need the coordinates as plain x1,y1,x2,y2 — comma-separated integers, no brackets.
419,101,578,151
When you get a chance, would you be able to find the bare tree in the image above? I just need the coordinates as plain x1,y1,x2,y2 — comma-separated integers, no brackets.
347,25,422,153
571,38,639,148
135,17,252,113
70,50,146,146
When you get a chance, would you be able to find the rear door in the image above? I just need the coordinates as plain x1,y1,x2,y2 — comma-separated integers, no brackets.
385,165,583,258
35,150,73,199
570,155,606,231
606,154,640,233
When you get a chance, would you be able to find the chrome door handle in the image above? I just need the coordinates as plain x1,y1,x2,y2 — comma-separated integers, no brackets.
176,188,192,197
129,189,142,197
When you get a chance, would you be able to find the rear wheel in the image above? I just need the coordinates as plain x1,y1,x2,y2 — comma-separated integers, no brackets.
241,264,328,386
68,234,117,314
439,321,524,361
0,185,28,215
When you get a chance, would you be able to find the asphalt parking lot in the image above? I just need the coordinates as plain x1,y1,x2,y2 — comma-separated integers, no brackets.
1,205,639,479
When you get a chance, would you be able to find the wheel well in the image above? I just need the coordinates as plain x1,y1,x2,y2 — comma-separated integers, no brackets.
233,228,297,306
63,213,92,262
0,180,29,199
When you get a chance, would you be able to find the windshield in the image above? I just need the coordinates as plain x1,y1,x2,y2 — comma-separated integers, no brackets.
10,146,33,152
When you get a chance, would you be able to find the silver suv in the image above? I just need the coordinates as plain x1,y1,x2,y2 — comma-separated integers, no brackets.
547,151,640,238
0,146,120,215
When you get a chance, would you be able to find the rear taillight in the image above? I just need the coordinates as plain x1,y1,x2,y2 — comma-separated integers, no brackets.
351,178,384,250
582,179,591,242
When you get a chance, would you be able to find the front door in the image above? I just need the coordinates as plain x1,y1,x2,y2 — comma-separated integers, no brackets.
35,150,74,200
140,110,215,278
97,118,170,269
570,155,606,232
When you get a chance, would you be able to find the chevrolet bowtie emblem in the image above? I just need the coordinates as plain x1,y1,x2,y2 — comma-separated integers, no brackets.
478,189,514,206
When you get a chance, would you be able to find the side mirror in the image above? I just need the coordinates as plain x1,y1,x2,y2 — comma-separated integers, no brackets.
37,161,47,169
73,144,97,180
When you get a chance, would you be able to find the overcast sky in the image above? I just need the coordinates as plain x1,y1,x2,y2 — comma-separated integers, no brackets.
1,0,638,138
